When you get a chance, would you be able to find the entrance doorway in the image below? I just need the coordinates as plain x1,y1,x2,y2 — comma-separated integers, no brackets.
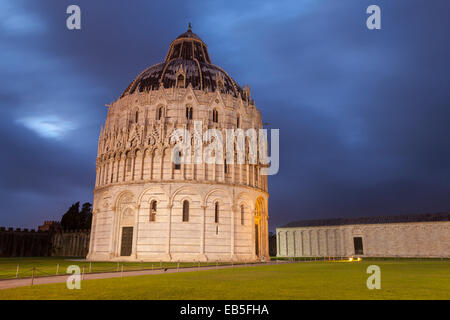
255,224,260,256
353,237,364,255
120,227,133,256
254,197,265,258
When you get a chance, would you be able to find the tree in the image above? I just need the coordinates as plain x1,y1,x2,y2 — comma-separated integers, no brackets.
61,202,80,230
268,232,277,257
60,202,92,230
79,202,93,229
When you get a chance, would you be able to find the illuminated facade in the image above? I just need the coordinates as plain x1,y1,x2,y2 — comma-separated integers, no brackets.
87,27,269,262
277,213,450,258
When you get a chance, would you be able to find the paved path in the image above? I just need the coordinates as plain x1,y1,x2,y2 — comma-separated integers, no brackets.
0,261,287,290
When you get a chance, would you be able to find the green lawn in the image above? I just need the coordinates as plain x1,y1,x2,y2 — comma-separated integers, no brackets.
0,260,448,299
0,257,235,280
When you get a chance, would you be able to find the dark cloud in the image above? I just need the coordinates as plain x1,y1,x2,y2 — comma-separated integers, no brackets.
1,0,449,231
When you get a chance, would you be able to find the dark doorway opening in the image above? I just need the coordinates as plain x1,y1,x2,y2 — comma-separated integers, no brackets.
120,227,133,256
255,224,259,256
353,237,364,255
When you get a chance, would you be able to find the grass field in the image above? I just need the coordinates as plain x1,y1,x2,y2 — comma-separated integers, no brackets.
0,257,234,280
0,259,448,299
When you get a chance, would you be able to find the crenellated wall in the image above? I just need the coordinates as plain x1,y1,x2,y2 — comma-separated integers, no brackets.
51,229,90,257
0,227,90,257
0,227,51,257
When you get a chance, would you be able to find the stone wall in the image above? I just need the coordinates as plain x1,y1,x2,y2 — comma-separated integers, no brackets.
51,230,90,257
276,221,450,258
0,227,90,257
0,227,51,257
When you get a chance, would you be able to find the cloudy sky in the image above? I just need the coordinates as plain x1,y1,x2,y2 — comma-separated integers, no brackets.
1,0,449,230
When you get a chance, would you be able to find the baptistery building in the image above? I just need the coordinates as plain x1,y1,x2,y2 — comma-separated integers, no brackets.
87,27,270,262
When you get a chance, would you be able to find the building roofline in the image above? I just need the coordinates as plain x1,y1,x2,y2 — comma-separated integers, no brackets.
279,212,450,228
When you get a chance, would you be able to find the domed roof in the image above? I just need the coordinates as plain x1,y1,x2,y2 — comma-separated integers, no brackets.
175,27,202,41
121,25,245,99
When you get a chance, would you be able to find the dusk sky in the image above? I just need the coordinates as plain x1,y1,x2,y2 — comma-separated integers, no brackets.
1,0,449,231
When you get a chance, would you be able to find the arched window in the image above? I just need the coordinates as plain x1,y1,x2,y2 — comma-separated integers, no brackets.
135,110,139,123
157,106,163,120
126,156,133,172
212,109,218,123
224,159,228,174
105,166,109,184
215,202,219,223
217,80,224,92
175,151,181,170
240,205,245,225
186,106,193,120
177,74,185,88
182,200,189,222
236,116,240,128
150,200,157,222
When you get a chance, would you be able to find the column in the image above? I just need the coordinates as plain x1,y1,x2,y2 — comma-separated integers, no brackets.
98,164,103,186
265,216,269,258
231,206,236,258
150,151,154,180
160,151,164,180
110,159,115,183
203,162,207,181
140,152,145,180
200,205,206,256
246,164,250,185
317,229,321,256
285,232,288,256
131,155,136,181
309,230,312,256
238,164,242,184
259,218,263,258
166,204,173,257
95,167,100,187
116,158,120,182
251,210,255,259
110,205,120,257
300,231,304,256
181,157,185,180
231,163,235,184
193,163,197,180
88,210,97,257
122,155,126,182
133,205,140,258
277,232,281,256
221,161,225,182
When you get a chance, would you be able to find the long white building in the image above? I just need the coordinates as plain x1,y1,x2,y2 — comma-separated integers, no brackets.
277,213,449,258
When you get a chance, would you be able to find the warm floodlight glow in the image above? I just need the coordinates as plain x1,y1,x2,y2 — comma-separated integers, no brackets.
357,257,362,261
349,257,353,262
